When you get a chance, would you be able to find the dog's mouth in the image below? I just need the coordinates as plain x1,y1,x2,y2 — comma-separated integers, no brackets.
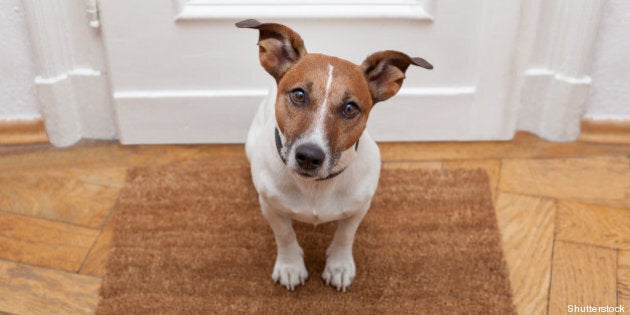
290,161,348,181
296,171,316,178
290,165,325,180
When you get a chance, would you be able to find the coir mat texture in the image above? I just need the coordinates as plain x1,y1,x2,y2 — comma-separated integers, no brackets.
96,161,515,314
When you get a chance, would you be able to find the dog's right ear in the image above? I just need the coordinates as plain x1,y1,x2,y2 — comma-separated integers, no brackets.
236,19,307,82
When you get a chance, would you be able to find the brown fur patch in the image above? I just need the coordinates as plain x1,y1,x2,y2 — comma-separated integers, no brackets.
276,54,373,155
237,20,308,81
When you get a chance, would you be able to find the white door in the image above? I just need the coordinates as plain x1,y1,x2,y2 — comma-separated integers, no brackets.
99,0,522,144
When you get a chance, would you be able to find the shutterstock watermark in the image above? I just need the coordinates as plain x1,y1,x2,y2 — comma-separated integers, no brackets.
567,304,625,313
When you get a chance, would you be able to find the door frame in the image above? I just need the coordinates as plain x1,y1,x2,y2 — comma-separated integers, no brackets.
21,0,115,147
23,0,606,145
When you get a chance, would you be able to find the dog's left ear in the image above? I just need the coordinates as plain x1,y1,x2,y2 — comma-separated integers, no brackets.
361,50,432,103
236,19,307,82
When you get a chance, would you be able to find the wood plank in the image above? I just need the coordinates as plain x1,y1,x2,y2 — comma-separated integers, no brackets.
381,160,442,170
500,156,630,209
378,131,630,162
620,250,630,310
556,201,630,250
549,241,617,314
79,216,114,276
0,212,99,272
0,259,100,315
494,193,555,315
0,119,48,145
0,145,119,169
0,141,135,173
0,141,247,172
444,159,500,203
580,118,630,144
0,167,127,228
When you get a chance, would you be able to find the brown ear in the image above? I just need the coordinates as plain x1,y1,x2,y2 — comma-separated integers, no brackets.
236,19,307,81
361,50,432,103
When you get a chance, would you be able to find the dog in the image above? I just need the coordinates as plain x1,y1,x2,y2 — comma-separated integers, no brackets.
238,19,432,292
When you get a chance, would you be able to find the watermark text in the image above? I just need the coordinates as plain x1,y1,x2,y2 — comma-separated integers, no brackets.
567,304,624,313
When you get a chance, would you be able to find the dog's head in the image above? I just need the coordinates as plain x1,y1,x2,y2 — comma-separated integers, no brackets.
237,19,432,180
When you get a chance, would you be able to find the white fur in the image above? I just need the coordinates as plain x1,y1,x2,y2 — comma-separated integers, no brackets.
245,84,381,292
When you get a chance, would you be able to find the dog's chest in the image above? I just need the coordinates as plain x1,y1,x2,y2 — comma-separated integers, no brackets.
266,183,365,224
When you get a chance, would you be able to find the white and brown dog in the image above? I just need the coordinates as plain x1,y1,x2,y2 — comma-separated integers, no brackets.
238,19,432,292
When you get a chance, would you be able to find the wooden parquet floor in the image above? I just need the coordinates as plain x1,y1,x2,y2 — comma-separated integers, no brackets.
0,132,628,314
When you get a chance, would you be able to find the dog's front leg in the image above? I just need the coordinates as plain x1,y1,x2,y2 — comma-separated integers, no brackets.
260,198,308,290
322,205,369,292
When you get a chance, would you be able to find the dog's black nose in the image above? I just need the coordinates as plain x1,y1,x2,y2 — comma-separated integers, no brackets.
295,144,325,170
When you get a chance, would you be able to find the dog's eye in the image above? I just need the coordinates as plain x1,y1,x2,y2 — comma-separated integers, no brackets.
289,89,307,106
341,102,360,119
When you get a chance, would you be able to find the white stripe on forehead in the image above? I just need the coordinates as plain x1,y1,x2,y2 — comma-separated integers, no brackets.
317,64,334,130
324,64,334,106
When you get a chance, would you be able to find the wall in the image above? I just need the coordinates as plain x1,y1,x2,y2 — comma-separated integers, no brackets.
0,0,40,121
584,0,630,121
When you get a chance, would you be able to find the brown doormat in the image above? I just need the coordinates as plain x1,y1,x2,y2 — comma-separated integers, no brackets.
97,161,515,314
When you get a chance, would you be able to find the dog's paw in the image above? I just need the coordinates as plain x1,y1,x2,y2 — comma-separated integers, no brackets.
322,255,356,292
271,258,308,291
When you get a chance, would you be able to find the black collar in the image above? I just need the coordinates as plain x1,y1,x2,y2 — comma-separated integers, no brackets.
274,127,358,181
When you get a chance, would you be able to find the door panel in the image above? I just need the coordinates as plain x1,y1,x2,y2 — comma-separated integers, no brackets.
99,0,521,143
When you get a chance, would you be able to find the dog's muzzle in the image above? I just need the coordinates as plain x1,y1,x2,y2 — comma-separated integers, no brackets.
274,127,358,181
